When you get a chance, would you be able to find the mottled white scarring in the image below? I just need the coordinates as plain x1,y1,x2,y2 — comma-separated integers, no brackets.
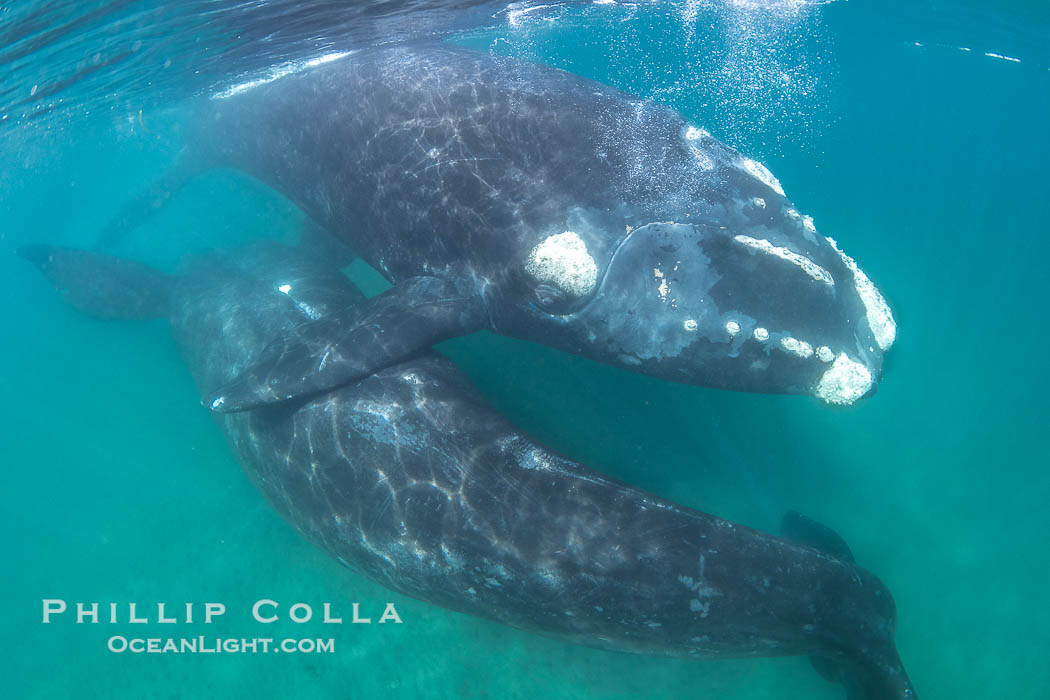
683,127,716,169
524,231,598,298
689,146,714,170
815,353,873,405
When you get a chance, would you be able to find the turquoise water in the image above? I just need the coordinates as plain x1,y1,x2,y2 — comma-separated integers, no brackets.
2,1,1048,698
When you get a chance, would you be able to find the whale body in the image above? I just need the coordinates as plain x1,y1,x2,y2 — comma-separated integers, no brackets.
22,241,915,699
97,45,896,411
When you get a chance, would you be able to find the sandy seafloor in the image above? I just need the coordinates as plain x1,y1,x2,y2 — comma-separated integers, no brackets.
1,1,1048,698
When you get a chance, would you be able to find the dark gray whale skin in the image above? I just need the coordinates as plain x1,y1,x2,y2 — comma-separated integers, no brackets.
21,241,915,699
98,44,896,412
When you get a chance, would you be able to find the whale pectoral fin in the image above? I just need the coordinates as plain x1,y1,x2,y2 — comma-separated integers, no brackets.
781,511,855,562
206,275,487,413
782,513,860,695
809,652,913,700
809,655,877,700
95,147,206,252
782,514,915,700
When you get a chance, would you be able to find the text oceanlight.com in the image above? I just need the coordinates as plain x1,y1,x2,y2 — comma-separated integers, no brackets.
107,636,335,654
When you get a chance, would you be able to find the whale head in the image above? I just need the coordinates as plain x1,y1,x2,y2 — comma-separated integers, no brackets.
513,208,896,405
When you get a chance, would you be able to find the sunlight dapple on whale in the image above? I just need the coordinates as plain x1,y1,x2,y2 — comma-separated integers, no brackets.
21,241,916,700
96,44,896,410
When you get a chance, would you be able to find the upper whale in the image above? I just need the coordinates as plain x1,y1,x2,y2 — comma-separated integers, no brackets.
98,44,896,409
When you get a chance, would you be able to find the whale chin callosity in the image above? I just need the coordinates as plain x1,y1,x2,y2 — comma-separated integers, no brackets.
510,212,894,405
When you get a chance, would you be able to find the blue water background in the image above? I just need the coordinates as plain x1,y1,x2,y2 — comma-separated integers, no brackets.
1,1,1048,698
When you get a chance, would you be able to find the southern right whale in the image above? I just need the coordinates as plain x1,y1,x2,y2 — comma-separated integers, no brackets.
21,241,916,699
96,44,896,412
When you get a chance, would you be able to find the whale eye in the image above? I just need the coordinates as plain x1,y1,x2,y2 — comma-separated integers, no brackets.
533,283,570,311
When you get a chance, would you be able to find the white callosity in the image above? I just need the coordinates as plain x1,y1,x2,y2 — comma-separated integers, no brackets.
815,345,835,363
738,157,785,196
826,237,897,351
685,126,709,141
753,327,769,342
683,319,699,332
725,320,741,337
653,267,670,300
815,353,873,406
780,336,814,359
733,235,834,287
524,231,598,298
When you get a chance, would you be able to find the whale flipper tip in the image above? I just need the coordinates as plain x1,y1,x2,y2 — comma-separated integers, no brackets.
781,510,855,562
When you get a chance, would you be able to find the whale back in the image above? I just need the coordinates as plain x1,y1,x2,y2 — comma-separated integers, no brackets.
199,45,799,288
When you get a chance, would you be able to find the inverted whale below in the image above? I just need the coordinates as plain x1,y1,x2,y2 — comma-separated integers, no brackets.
21,242,916,699
96,44,897,411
